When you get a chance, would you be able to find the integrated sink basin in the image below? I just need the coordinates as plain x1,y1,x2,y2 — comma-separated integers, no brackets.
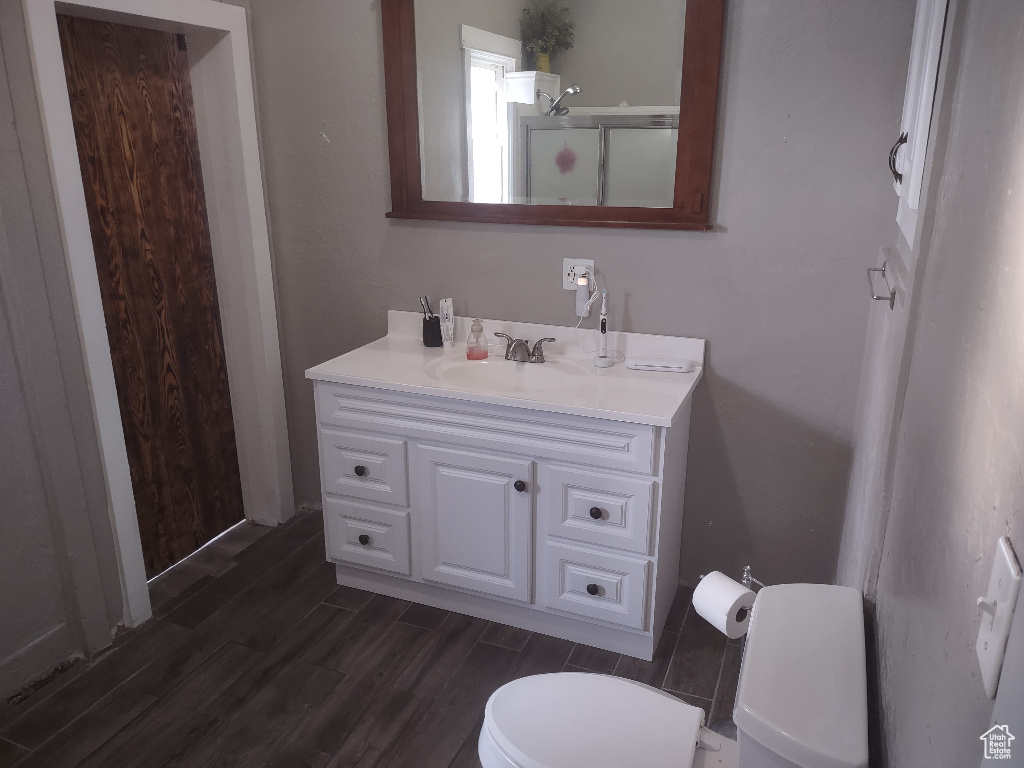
424,356,590,394
306,311,707,426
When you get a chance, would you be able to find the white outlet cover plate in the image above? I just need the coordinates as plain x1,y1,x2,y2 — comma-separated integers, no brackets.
976,536,1022,698
562,258,594,291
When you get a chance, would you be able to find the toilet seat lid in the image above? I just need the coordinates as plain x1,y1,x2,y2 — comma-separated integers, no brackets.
484,673,703,768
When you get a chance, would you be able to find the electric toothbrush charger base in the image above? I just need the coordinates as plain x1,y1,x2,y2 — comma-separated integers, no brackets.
593,355,615,368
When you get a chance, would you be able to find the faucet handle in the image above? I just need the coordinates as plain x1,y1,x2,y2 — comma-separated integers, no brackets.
494,332,515,359
530,338,556,363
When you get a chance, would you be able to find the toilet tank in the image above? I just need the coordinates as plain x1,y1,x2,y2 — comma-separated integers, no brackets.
733,584,868,768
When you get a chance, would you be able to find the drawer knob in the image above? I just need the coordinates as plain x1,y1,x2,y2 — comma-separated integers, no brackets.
514,480,527,493
354,465,367,477
586,583,600,596
358,534,370,546
589,507,602,520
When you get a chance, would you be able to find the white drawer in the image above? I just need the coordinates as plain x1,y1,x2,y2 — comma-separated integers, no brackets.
541,541,649,630
324,497,411,576
319,427,408,506
542,465,654,554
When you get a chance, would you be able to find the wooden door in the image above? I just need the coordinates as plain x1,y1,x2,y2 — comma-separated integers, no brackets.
58,15,244,577
416,444,532,602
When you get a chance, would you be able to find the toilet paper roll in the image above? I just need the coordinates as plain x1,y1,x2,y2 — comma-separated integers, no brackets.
692,571,756,639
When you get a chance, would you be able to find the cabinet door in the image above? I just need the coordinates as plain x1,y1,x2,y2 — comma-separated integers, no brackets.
894,0,949,246
417,444,533,602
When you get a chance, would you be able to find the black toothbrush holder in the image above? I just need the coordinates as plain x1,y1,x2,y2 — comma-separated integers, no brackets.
422,316,443,347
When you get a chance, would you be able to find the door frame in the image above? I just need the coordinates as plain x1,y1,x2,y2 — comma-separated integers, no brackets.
22,0,293,626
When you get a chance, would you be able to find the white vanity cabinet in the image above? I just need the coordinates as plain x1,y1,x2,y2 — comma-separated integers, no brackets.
307,311,703,660
310,375,693,660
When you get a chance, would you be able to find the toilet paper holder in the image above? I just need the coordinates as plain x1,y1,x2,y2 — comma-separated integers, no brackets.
741,565,766,591
698,565,767,591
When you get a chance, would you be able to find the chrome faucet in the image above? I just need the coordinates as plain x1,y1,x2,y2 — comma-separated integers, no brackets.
510,339,531,362
494,333,556,363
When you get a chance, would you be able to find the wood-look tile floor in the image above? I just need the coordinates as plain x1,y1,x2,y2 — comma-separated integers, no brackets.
0,509,740,768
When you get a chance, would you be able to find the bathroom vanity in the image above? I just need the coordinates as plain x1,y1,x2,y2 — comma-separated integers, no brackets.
306,311,704,659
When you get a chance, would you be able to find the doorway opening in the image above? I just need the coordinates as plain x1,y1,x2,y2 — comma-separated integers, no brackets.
23,0,293,625
57,15,246,578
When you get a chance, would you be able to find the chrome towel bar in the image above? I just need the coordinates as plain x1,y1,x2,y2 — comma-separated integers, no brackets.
867,261,896,310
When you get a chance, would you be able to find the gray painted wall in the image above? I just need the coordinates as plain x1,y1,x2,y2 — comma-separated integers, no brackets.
557,0,684,108
836,242,913,596
0,228,73,691
234,0,914,587
852,1,1024,764
0,0,125,696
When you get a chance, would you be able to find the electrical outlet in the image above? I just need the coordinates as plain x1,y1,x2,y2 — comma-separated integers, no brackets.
563,258,595,290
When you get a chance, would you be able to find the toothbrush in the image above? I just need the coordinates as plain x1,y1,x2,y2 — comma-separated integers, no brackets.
594,289,614,368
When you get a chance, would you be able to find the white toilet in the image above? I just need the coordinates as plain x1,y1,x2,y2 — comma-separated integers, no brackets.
478,583,868,768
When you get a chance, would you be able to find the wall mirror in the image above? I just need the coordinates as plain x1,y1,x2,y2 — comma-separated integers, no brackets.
382,0,724,230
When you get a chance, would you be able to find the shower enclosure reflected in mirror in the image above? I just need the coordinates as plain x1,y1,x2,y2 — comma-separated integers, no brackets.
382,0,725,230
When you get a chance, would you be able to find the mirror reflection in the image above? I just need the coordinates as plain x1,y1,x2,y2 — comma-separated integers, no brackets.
414,0,686,207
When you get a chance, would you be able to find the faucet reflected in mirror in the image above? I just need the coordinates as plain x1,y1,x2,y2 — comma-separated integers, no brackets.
537,84,581,116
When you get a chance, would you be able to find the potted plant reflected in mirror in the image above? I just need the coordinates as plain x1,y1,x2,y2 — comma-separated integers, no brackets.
519,1,574,73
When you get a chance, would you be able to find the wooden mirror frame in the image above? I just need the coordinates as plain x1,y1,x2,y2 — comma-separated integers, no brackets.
382,0,724,230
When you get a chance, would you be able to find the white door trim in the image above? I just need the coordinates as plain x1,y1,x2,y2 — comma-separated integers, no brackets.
21,0,293,627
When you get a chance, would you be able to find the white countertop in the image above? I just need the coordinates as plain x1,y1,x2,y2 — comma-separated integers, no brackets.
305,311,705,427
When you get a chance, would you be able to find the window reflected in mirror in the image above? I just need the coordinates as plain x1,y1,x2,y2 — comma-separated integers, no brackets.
466,34,515,203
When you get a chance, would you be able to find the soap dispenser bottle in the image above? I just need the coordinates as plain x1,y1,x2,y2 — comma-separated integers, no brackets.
466,319,488,360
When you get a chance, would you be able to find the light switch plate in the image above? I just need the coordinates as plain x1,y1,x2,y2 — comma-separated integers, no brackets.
976,536,1022,698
